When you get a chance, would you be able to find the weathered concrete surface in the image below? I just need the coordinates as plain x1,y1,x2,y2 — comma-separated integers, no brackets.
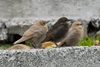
1,0,100,35
0,46,100,67
0,0,100,25
0,0,100,19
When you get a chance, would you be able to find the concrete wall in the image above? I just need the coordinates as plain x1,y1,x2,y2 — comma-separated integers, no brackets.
0,46,100,67
0,0,100,19
0,0,100,27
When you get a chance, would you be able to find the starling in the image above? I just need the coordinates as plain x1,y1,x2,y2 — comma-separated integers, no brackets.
7,44,31,50
59,21,84,47
42,17,71,44
14,20,48,48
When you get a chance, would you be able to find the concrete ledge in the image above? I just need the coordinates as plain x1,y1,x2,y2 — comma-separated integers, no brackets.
0,46,100,67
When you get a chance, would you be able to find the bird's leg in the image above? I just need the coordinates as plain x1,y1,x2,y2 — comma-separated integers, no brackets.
32,44,36,48
53,42,59,48
32,42,36,48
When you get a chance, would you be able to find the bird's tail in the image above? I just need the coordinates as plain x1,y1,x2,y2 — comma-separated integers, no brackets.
58,42,65,47
13,37,26,45
58,39,66,47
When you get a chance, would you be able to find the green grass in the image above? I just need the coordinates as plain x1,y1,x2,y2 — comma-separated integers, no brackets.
77,35,100,46
0,41,33,49
0,44,12,48
77,37,95,46
25,42,33,47
0,44,12,50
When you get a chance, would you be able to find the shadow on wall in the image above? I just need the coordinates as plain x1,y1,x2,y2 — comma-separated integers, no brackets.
87,19,100,37
0,22,25,44
0,34,24,45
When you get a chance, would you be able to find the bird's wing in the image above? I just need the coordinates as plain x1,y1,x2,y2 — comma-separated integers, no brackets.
14,28,41,44
59,28,76,46
43,25,65,42
66,28,77,40
23,28,42,39
47,24,60,33
58,38,67,47
47,25,64,37
42,33,53,42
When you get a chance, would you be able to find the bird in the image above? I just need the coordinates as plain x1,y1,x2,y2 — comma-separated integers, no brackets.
7,44,31,50
58,21,84,47
87,19,100,37
94,40,100,46
13,20,49,48
42,17,71,45
42,41,61,48
42,41,57,48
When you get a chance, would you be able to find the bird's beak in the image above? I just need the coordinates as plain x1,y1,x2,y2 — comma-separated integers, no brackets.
80,23,83,25
47,21,50,23
68,19,71,21
67,21,72,26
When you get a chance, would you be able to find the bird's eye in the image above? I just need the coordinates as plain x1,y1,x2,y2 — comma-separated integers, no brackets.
41,22,46,25
43,22,46,25
77,24,82,26
77,24,80,25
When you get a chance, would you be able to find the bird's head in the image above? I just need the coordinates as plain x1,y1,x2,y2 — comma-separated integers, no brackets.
71,21,84,30
58,17,72,27
38,20,49,26
57,17,70,24
72,21,83,27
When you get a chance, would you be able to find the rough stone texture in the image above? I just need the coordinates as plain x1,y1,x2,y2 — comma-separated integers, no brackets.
0,46,100,67
0,0,100,19
0,0,100,26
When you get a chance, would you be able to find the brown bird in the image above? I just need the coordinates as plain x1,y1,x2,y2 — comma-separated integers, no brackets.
59,21,84,47
7,44,31,50
42,17,71,45
14,20,48,48
42,41,56,48
42,41,61,48
94,40,100,46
